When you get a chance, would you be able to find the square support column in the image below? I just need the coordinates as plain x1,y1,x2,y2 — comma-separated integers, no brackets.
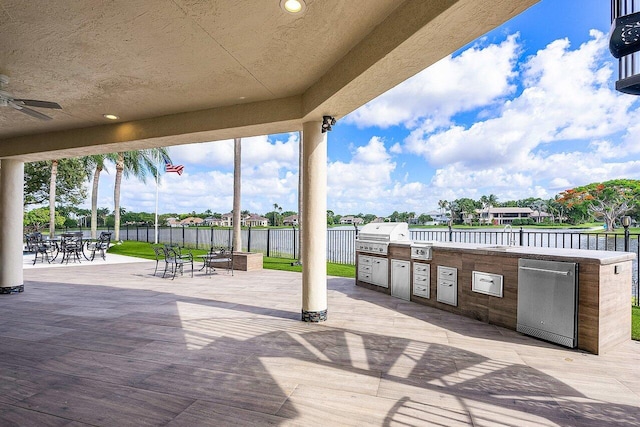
301,121,327,322
0,159,25,293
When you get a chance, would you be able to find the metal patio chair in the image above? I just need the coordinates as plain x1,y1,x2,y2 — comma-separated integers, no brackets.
85,232,111,261
162,246,193,280
203,246,234,276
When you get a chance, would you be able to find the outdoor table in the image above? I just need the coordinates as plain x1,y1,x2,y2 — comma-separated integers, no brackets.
197,254,217,274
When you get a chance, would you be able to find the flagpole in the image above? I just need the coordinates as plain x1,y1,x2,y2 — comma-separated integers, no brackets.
154,150,160,244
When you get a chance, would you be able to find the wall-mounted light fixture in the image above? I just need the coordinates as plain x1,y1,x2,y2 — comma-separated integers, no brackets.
321,115,336,133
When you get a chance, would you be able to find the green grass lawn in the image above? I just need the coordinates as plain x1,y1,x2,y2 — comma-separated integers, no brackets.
108,241,354,278
633,306,640,341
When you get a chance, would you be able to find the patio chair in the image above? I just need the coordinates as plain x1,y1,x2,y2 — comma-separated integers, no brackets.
204,246,234,276
164,244,193,261
85,232,111,261
162,246,193,280
24,232,43,253
152,245,165,276
32,235,57,265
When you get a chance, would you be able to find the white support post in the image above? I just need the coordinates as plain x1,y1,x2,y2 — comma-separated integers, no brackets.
0,160,25,293
301,121,327,322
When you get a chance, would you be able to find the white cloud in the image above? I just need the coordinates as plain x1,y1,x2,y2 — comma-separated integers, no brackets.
343,34,520,130
169,133,299,170
87,134,301,215
394,30,640,208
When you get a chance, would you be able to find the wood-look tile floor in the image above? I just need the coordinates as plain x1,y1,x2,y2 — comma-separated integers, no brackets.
0,261,638,426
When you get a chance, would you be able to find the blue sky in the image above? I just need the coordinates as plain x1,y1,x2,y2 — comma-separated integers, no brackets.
90,0,640,217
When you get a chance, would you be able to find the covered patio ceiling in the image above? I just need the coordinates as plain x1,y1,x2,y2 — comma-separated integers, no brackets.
0,0,537,161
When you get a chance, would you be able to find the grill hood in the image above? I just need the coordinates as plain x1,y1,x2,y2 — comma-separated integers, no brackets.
357,222,410,243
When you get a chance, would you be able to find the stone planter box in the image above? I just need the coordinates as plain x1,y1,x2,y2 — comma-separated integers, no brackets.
232,252,263,271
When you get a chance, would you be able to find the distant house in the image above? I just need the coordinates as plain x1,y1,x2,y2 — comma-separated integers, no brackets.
474,207,551,225
204,216,225,227
167,216,204,227
425,211,449,225
530,210,552,223
340,215,364,225
166,217,180,227
215,212,268,227
371,217,386,223
283,214,298,226
245,214,269,227
219,213,234,227
179,217,204,227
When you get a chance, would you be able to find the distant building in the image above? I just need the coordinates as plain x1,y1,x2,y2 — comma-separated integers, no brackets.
215,212,268,227
180,217,204,227
166,216,204,227
425,211,449,225
245,214,269,227
340,215,364,225
204,216,224,226
473,207,551,225
283,214,298,226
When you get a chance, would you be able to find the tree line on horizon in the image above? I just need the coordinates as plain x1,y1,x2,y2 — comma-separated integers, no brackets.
24,166,640,232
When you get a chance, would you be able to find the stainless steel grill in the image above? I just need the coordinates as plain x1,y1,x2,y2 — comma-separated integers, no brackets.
355,222,410,255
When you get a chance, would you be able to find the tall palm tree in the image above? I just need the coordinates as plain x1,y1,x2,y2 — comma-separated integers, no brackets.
273,203,280,226
233,137,242,252
48,160,58,237
82,154,115,239
113,148,168,241
438,199,447,216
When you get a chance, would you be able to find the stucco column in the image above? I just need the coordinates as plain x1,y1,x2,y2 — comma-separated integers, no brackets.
301,121,327,322
0,159,25,294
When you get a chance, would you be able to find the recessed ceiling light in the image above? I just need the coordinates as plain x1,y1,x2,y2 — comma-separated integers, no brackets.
280,0,306,14
103,114,119,120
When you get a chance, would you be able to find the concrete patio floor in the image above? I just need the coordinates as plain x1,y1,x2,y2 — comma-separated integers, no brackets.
1,259,639,426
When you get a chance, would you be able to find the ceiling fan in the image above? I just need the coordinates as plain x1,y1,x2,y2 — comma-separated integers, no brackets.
0,74,62,121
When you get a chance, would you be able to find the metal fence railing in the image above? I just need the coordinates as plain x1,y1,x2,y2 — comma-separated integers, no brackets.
119,226,639,305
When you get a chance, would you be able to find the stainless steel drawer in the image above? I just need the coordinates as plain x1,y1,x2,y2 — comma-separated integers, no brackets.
359,256,372,265
437,266,457,306
358,271,372,282
437,266,457,281
472,271,503,298
413,263,430,274
359,264,372,274
413,282,430,298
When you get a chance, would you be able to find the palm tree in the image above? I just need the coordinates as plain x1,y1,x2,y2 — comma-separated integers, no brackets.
48,160,58,237
113,148,168,241
82,154,116,239
273,203,280,226
438,200,447,216
233,137,242,251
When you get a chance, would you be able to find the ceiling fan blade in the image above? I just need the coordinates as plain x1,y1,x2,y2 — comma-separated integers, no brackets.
13,99,62,109
9,101,53,120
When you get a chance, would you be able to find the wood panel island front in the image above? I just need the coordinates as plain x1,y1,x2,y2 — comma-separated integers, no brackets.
356,241,635,355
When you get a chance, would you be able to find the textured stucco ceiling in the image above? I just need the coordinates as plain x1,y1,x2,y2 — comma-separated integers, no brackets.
0,0,537,161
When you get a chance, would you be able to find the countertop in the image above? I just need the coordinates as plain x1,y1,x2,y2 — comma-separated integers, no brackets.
394,241,636,265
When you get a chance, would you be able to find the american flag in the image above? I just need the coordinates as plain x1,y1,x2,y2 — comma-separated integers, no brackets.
163,155,184,176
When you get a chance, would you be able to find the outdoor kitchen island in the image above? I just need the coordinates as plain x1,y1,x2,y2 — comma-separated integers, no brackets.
356,239,635,355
